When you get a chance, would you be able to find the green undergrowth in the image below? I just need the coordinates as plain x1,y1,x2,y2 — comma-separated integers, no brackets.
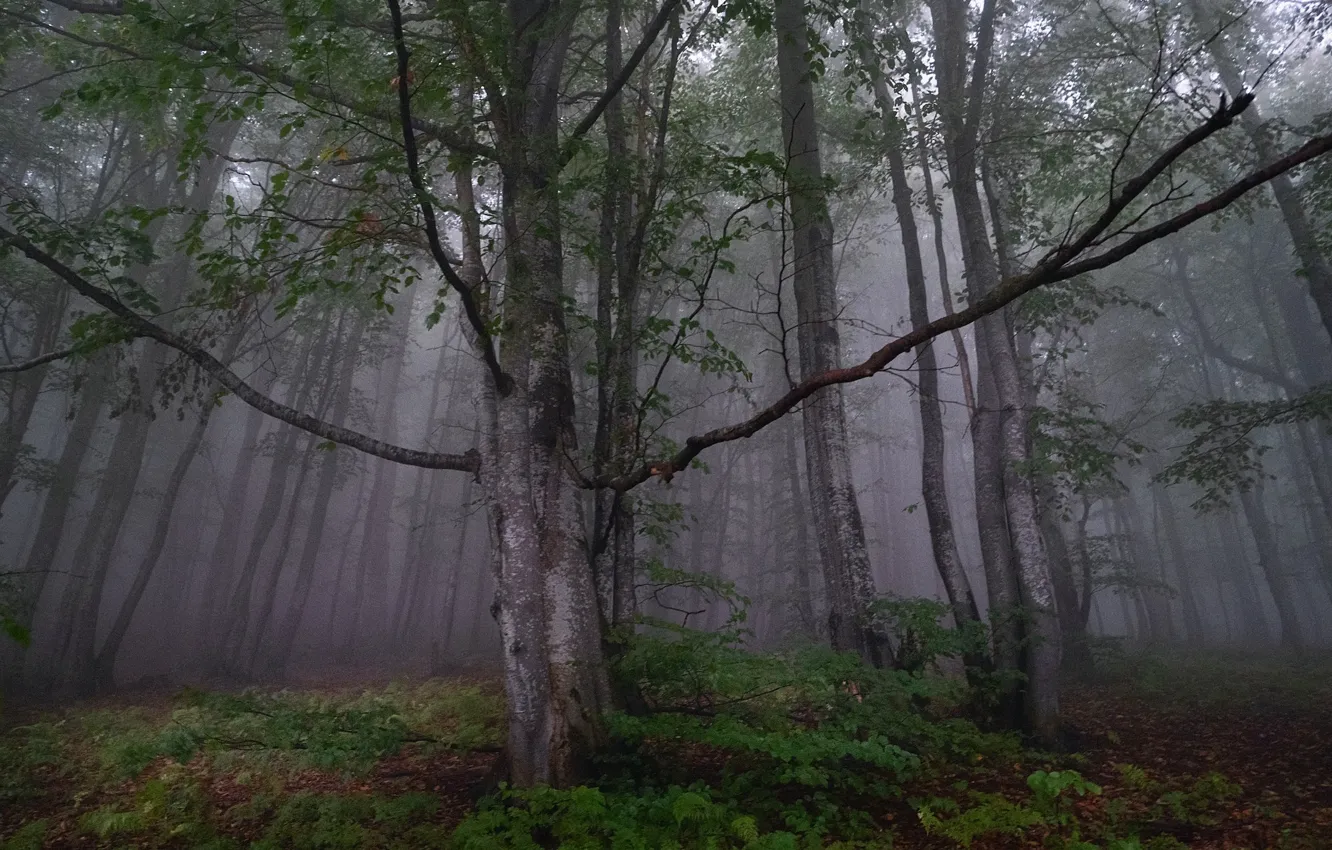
3,625,1314,849
456,609,1276,849
0,677,501,848
456,601,1021,848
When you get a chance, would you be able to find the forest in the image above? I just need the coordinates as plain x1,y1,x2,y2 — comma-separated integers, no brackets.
1,0,1331,846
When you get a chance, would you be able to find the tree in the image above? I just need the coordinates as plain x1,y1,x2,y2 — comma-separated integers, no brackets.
3,0,1332,783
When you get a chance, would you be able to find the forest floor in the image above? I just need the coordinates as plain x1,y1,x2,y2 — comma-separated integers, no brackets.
0,652,1329,849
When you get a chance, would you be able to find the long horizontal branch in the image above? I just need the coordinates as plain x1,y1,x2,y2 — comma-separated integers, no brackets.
0,226,481,473
598,120,1332,491
0,346,79,373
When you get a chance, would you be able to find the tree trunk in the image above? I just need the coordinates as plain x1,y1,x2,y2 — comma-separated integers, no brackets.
781,416,817,635
1237,481,1307,651
92,397,216,689
775,0,887,666
1189,0,1332,340
483,0,612,784
216,322,332,674
928,0,1062,744
1152,481,1206,644
51,341,170,697
0,288,68,515
347,300,413,659
860,14,979,632
1,357,110,693
264,317,365,674
197,401,266,665
904,33,976,414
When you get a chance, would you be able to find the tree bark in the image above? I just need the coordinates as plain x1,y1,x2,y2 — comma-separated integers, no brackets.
0,357,110,693
859,10,980,633
775,0,887,666
927,0,1062,744
480,0,612,785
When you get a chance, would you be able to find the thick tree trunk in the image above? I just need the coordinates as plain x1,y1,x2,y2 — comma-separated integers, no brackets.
775,0,887,666
928,0,1062,744
482,0,612,785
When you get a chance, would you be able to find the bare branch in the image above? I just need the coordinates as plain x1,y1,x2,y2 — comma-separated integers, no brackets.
386,0,512,396
0,225,481,474
600,109,1332,491
562,0,684,161
0,346,79,373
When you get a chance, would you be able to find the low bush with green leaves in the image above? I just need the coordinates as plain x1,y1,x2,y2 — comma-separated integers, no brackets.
456,594,1027,848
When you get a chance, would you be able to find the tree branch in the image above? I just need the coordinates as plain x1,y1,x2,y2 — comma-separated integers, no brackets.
387,0,512,396
0,225,481,474
12,6,493,160
600,109,1332,491
0,346,79,373
561,0,683,162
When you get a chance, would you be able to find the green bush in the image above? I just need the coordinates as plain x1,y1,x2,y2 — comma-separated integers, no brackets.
253,790,450,850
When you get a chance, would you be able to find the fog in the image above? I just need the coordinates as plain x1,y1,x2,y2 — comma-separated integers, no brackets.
2,0,1330,706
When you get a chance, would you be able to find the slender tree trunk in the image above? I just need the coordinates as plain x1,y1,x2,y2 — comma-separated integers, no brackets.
860,15,979,632
347,302,413,658
431,476,475,669
591,0,640,632
1189,0,1332,340
216,322,332,674
92,398,216,689
1152,482,1206,644
198,402,266,665
1,358,110,692
1214,510,1268,644
328,472,371,655
261,316,366,674
781,416,817,635
51,340,174,696
904,34,975,413
775,0,887,666
1237,482,1307,651
0,288,68,515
